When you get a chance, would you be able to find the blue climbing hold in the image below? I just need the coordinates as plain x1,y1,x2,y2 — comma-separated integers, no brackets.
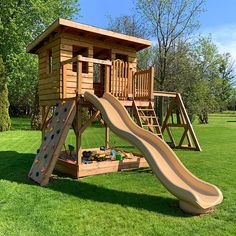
51,134,54,140
36,172,39,177
64,108,67,112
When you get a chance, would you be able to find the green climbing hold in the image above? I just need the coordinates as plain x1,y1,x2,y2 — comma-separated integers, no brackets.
56,129,60,134
44,136,47,141
44,154,48,159
55,111,59,116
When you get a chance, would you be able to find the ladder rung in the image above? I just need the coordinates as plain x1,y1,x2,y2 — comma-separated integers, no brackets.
140,116,156,118
138,108,154,111
142,124,160,127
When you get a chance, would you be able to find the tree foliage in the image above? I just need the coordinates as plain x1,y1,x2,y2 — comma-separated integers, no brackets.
0,56,11,131
0,0,80,116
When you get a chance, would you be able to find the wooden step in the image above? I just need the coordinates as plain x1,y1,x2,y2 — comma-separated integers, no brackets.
140,115,156,118
138,108,153,111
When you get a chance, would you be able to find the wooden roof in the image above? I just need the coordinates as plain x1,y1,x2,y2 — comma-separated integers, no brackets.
27,18,151,53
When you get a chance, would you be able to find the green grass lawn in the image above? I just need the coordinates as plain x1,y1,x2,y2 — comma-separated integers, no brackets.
0,115,236,236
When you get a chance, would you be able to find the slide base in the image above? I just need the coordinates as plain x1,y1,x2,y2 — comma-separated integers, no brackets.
179,201,213,215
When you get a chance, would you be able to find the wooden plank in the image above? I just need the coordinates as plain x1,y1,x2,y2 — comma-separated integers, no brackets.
153,91,177,98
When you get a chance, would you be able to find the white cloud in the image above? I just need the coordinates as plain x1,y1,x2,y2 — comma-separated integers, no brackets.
200,24,236,59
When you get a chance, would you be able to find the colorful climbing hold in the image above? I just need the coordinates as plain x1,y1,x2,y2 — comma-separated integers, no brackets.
61,101,66,105
51,134,54,140
43,146,47,151
62,118,66,123
64,108,67,112
44,136,47,141
35,159,39,164
41,167,45,173
50,127,54,132
56,102,59,107
56,129,60,134
36,172,39,177
44,154,48,159
57,118,60,123
37,149,40,154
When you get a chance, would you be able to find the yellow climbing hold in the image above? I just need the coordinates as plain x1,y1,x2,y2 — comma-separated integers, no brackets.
61,101,66,105
50,127,54,132
35,159,39,164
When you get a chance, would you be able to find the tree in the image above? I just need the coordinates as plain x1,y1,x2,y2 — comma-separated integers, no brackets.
107,14,146,38
0,56,11,131
0,0,80,117
135,0,205,123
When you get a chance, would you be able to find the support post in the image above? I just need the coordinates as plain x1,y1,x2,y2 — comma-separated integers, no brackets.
105,124,110,149
41,106,46,141
76,103,82,165
77,61,82,94
149,66,154,100
105,65,111,93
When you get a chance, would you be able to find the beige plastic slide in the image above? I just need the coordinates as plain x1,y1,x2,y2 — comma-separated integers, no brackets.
84,92,223,214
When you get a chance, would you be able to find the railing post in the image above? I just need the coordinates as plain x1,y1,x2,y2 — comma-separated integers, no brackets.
132,71,136,99
105,65,111,93
149,66,154,100
128,65,133,98
62,64,67,98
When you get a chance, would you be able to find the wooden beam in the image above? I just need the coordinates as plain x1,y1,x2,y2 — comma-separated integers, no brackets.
149,67,154,100
176,93,201,151
153,91,177,98
105,65,111,93
76,103,83,165
105,125,110,149
62,64,67,98
79,110,100,134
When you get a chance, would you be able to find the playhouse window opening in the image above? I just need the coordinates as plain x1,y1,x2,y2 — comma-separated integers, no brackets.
116,53,128,62
72,46,88,73
48,49,53,74
93,47,111,60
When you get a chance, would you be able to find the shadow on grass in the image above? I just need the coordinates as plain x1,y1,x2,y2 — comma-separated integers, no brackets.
227,120,236,123
0,151,189,217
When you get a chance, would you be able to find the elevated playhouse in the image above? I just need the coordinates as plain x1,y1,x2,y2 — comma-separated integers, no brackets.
27,19,222,214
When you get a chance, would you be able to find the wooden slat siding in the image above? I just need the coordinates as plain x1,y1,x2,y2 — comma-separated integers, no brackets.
61,33,138,55
38,37,61,105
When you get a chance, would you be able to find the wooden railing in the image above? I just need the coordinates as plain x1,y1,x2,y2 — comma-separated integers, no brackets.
110,60,132,99
133,67,154,100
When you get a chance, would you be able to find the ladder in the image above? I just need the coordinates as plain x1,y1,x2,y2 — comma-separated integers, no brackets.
133,101,163,139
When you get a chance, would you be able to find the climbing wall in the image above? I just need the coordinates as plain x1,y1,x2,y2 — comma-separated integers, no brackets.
28,99,76,186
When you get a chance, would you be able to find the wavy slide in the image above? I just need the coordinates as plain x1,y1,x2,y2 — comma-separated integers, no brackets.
84,92,223,214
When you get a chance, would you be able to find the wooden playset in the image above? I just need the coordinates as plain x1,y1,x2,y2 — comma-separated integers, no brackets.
27,19,223,215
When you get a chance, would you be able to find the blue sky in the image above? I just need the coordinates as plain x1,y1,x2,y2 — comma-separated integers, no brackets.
76,0,236,58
